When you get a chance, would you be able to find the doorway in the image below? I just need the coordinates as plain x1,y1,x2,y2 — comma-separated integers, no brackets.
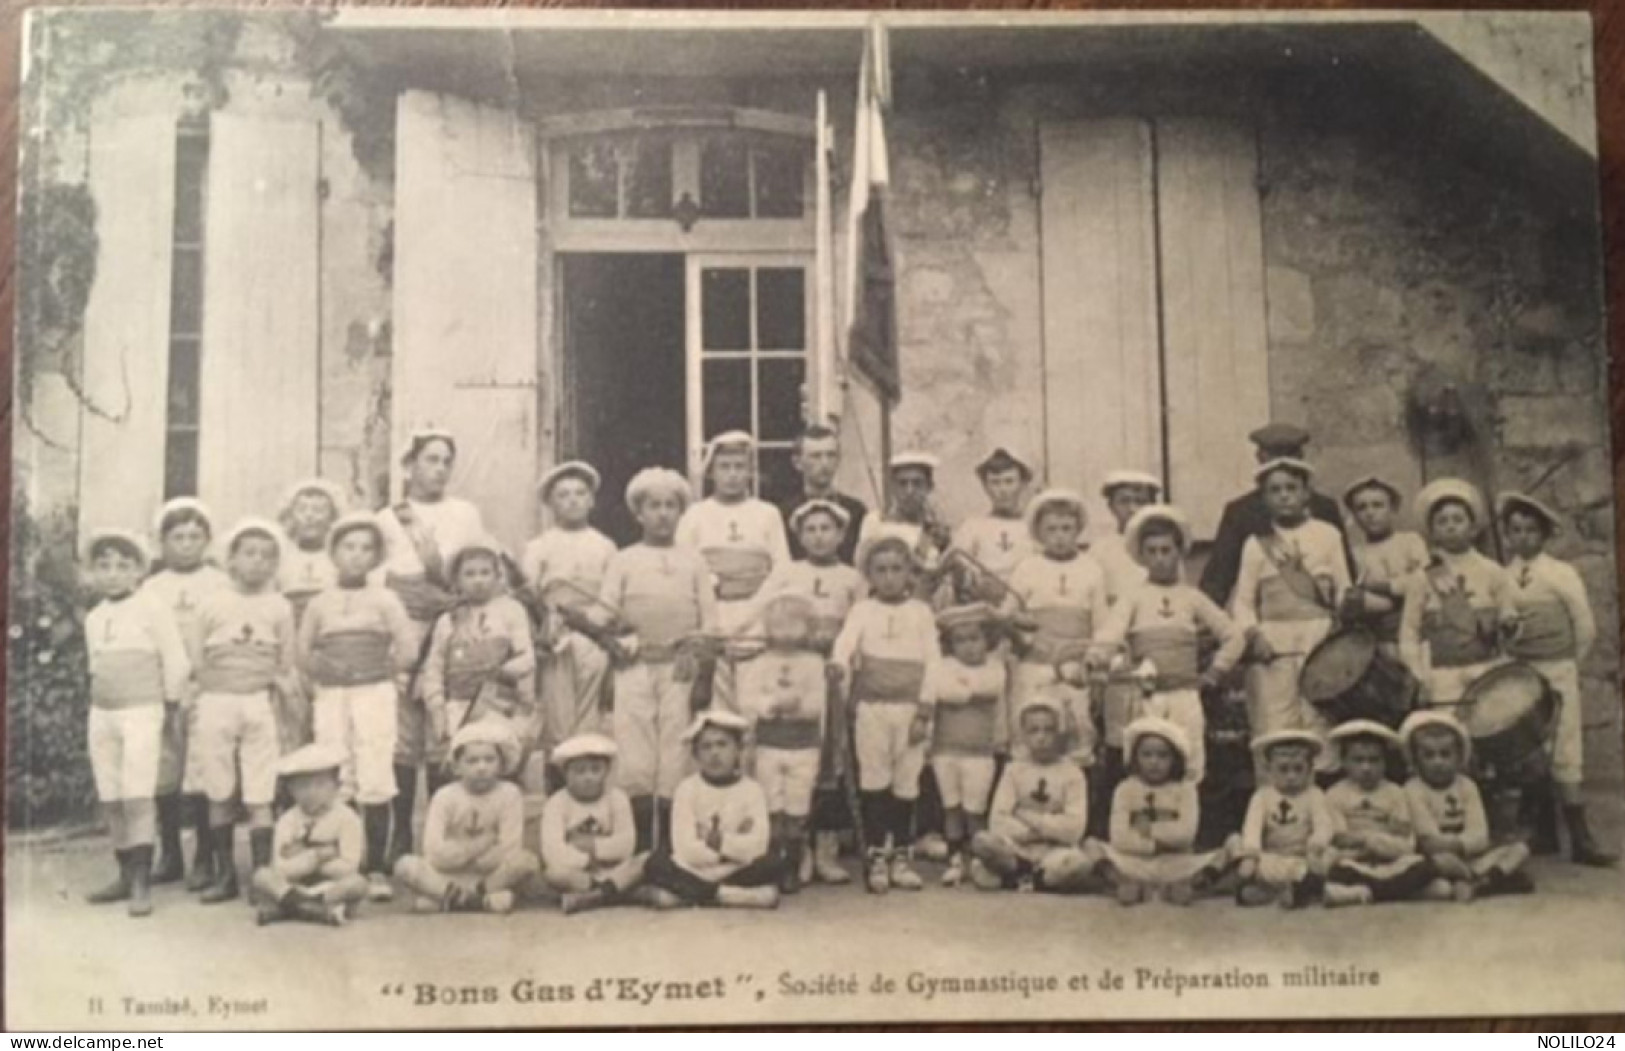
560,253,686,545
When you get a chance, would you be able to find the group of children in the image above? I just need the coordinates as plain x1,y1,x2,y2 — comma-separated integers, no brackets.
74,421,1614,923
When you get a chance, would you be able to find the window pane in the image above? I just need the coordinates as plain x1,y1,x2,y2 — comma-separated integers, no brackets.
568,143,620,218
164,430,199,500
169,249,203,335
758,358,806,441
757,447,798,508
756,268,805,351
699,137,750,219
166,337,200,427
172,135,208,245
625,138,673,219
701,268,751,351
702,358,752,436
753,143,805,219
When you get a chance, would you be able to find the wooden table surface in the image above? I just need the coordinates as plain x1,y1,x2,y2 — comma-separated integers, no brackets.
0,0,1620,1032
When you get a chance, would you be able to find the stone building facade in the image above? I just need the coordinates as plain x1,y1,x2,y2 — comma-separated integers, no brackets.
16,12,1617,780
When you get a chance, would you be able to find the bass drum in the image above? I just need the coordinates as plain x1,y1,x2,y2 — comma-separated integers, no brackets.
1299,627,1419,730
1459,662,1559,774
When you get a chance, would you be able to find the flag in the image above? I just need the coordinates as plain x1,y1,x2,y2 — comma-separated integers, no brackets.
842,18,899,404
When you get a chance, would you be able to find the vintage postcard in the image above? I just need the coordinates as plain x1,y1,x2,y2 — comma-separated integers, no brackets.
7,7,1623,1030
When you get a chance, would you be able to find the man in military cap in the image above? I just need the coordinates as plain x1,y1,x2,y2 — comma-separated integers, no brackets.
1198,423,1354,609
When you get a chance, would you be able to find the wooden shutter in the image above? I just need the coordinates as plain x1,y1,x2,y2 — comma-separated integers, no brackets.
197,114,322,531
394,91,539,551
78,111,176,535
1038,120,1162,530
1157,119,1271,540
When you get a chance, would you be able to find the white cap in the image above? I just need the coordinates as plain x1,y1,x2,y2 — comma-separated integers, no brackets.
889,451,940,474
1024,487,1087,539
1123,716,1192,768
450,720,523,775
789,499,852,534
1415,478,1486,532
681,709,752,744
1254,457,1315,484
279,478,346,519
625,468,693,513
1495,491,1561,534
1122,504,1191,560
1101,470,1163,497
328,512,386,554
276,743,346,778
83,527,150,565
399,425,457,465
1250,728,1325,761
703,431,756,471
152,497,214,539
1399,710,1471,763
1327,719,1404,752
223,517,284,555
538,461,602,499
552,733,619,766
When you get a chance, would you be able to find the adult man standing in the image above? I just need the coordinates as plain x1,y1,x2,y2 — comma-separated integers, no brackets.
1198,423,1354,609
779,424,873,566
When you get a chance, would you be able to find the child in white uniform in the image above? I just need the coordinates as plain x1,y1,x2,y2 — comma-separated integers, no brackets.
949,447,1035,603
277,479,344,626
83,529,191,917
740,500,863,884
1004,489,1108,767
1322,720,1434,906
1233,459,1351,772
187,519,300,905
1096,717,1229,905
831,531,939,892
540,734,645,914
677,432,791,715
522,462,618,769
298,513,418,899
1091,470,1161,607
421,540,536,760
1234,729,1335,908
641,712,782,909
737,594,827,893
1400,711,1533,900
142,498,230,890
394,721,540,913
250,744,368,927
1497,492,1614,867
969,695,1097,894
1089,505,1245,789
601,468,719,850
1340,476,1427,662
923,603,1008,885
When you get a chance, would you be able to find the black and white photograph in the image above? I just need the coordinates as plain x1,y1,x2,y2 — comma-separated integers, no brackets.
6,7,1624,1029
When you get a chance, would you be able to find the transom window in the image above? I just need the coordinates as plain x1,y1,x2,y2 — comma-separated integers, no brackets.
564,131,807,222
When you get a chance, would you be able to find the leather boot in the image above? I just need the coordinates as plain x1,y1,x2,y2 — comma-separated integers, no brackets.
126,844,154,917
185,796,216,892
1522,780,1560,856
151,795,185,884
249,827,274,873
86,849,132,904
199,825,240,904
1564,804,1620,868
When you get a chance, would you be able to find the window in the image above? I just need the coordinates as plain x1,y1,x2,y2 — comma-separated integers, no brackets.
164,116,208,499
695,261,808,507
562,130,806,223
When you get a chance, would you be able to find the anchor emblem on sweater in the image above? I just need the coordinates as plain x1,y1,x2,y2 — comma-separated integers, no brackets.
1158,596,1175,620
1031,778,1052,805
176,591,196,614
1132,791,1177,830
812,577,826,598
1442,794,1466,833
464,812,485,837
1057,574,1070,597
1518,565,1533,589
884,615,897,639
571,816,604,837
234,623,258,645
727,521,743,543
1272,799,1297,826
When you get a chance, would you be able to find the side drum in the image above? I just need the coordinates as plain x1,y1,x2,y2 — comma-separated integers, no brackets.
1460,662,1559,773
1299,627,1419,729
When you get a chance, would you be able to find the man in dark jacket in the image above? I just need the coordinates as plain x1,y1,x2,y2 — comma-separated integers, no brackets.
1198,423,1355,609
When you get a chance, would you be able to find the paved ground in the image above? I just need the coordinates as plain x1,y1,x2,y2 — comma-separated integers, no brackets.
8,791,1625,1030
